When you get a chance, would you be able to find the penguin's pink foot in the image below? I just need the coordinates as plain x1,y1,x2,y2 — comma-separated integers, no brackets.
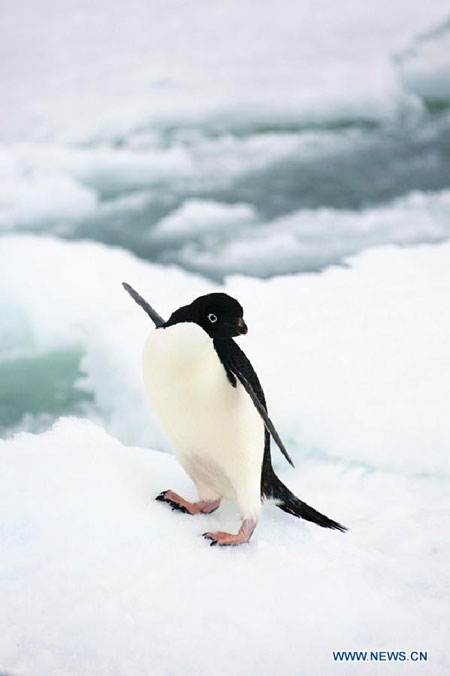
156,490,220,515
202,519,256,547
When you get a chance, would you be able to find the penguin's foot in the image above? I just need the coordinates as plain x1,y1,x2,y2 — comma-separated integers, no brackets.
156,490,220,515
202,518,256,547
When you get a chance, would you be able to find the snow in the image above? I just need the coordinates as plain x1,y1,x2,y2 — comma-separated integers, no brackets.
171,190,450,277
1,1,449,670
151,200,257,241
0,418,449,676
0,234,449,674
2,0,449,143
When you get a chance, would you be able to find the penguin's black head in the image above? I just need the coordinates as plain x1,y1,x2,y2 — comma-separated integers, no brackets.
165,292,248,339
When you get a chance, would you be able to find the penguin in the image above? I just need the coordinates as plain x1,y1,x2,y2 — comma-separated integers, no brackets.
123,282,346,546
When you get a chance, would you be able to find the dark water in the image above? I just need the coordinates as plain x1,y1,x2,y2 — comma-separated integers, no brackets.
0,348,94,433
11,106,447,282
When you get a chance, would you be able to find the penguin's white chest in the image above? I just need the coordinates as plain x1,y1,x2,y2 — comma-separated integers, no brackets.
142,323,264,503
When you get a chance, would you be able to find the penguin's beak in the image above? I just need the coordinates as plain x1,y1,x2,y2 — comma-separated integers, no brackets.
236,318,248,335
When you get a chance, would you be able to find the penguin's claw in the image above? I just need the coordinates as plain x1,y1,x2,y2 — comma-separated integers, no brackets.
202,531,250,547
202,532,220,546
155,491,189,513
202,531,229,541
170,502,189,513
202,519,256,547
155,490,221,516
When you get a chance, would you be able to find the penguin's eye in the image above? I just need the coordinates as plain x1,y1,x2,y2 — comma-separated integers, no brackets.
208,313,218,324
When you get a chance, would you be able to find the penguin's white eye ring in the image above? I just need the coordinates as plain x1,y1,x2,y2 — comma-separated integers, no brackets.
208,313,218,323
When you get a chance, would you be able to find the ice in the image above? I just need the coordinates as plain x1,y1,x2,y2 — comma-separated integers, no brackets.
396,17,450,101
0,136,301,232
1,233,449,474
2,1,450,272
172,189,450,277
151,200,258,241
0,148,98,230
1,234,449,673
2,0,449,143
0,143,194,230
2,137,450,278
2,1,450,284
0,418,448,676
1,2,449,670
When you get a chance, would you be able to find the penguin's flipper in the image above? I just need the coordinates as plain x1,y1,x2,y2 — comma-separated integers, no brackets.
122,282,165,327
231,365,295,468
213,338,295,468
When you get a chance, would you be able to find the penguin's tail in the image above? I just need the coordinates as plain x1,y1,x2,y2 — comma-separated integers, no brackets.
264,472,347,532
